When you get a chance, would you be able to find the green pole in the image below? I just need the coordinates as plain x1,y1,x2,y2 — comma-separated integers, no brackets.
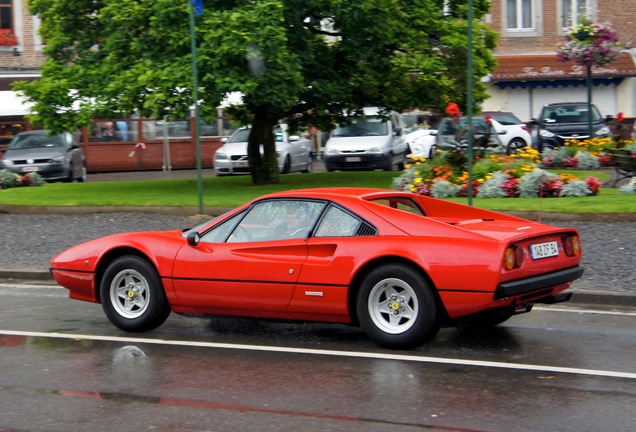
466,0,474,206
188,1,204,214
586,66,593,137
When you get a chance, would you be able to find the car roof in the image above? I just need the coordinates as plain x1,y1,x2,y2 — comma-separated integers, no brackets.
256,187,412,202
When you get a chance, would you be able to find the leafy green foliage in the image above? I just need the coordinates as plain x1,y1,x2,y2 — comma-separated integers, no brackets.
13,0,497,183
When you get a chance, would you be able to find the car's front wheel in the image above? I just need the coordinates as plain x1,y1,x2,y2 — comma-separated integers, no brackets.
356,264,439,349
100,255,171,332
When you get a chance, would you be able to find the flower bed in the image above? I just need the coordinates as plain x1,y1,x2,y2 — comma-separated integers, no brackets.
393,147,603,198
0,170,45,189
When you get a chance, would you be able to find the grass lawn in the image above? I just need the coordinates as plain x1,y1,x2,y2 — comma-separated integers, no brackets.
1,169,634,213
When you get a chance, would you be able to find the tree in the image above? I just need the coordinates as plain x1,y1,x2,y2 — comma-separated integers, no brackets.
15,0,497,184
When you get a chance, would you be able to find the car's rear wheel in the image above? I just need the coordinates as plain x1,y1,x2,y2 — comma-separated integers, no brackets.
356,264,439,349
506,138,527,155
100,255,171,332
281,156,291,174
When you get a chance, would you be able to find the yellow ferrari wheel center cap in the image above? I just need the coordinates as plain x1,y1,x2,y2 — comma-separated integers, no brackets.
127,290,135,298
390,302,400,311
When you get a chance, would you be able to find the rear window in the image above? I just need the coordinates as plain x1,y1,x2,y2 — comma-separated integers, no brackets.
543,105,602,124
489,113,523,125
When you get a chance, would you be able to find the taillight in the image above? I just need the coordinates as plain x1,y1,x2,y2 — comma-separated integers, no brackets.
521,125,529,132
563,235,581,257
503,246,524,270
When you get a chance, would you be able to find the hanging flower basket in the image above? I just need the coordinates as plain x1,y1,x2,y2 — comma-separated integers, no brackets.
557,21,620,68
0,28,19,47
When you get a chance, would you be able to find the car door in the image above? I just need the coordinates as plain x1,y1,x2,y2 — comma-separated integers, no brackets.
171,199,327,312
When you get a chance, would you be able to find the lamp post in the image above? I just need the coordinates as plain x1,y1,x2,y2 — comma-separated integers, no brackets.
188,0,204,215
466,0,474,206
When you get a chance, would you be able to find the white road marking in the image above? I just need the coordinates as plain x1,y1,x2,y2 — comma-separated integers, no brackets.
533,305,636,316
1,329,635,380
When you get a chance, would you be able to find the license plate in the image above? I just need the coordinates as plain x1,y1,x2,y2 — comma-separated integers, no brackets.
345,156,362,162
22,166,39,172
530,241,559,259
236,161,248,167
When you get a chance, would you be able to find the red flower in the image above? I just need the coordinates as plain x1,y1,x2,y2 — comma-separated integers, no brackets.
445,102,461,118
484,115,493,124
0,29,18,47
616,112,624,122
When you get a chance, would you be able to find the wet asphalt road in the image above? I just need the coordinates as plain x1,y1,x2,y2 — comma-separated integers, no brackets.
1,282,635,432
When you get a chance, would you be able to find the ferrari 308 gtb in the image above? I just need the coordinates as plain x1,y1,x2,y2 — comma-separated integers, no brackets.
50,188,583,349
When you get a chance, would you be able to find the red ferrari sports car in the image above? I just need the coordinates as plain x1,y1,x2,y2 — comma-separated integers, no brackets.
50,187,583,349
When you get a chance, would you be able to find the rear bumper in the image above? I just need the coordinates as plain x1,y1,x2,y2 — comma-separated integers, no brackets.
495,266,584,300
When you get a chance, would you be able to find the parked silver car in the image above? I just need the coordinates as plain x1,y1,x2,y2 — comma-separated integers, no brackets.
213,127,313,176
0,130,86,182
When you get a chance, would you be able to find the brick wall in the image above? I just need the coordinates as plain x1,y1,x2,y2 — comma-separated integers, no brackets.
491,0,636,54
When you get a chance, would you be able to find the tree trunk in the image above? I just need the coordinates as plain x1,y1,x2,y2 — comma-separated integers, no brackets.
248,113,280,185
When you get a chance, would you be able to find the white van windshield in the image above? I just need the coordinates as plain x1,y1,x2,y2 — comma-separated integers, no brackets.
332,116,389,137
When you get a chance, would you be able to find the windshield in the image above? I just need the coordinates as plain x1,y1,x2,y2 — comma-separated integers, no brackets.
332,116,389,137
228,127,286,143
9,133,64,150
543,105,602,124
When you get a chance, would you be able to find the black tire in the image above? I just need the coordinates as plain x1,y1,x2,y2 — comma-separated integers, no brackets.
282,156,291,174
99,255,171,332
63,164,74,183
356,264,439,349
427,145,437,158
506,138,527,155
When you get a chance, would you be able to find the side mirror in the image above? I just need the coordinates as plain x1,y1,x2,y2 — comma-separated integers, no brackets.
529,118,538,126
220,137,228,143
289,135,299,142
186,231,200,246
430,131,438,136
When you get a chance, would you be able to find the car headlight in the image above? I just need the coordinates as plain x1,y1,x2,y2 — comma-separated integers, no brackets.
48,155,65,164
539,129,555,138
2,159,13,167
366,146,384,154
595,126,610,136
215,152,228,160
325,148,340,155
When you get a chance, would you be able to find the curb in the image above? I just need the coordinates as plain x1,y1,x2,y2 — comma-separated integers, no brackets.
2,270,635,308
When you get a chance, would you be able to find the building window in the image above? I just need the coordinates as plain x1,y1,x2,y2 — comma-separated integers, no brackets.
506,0,534,30
0,0,13,30
561,0,596,28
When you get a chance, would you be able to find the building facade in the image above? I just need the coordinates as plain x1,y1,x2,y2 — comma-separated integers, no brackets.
483,0,636,120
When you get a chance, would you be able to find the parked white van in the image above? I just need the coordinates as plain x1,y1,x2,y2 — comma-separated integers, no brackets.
323,107,408,171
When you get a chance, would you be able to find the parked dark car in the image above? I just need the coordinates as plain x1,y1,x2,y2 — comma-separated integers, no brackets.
0,130,86,182
430,116,505,153
530,102,610,151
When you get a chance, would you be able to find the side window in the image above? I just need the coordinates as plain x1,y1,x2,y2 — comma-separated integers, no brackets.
227,200,326,243
198,212,243,243
315,206,361,237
